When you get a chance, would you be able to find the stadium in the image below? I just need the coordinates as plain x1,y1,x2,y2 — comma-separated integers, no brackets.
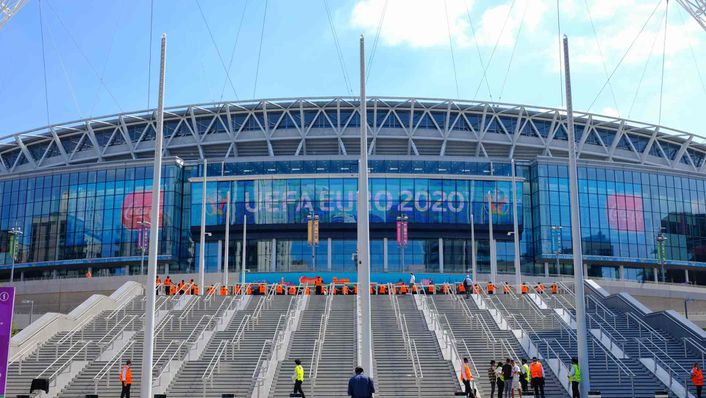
1,97,706,285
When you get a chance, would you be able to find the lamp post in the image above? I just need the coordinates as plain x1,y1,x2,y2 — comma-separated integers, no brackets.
137,221,151,276
656,230,668,283
396,214,408,271
241,215,247,287
511,159,521,292
21,299,34,325
551,225,563,275
8,226,22,284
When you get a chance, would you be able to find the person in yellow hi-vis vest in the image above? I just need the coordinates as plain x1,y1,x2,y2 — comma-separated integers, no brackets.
569,357,581,398
292,359,305,397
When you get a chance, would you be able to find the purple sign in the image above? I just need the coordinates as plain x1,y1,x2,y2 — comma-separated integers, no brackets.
0,287,15,398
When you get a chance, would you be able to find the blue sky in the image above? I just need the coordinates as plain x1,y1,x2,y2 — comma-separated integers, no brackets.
0,0,705,137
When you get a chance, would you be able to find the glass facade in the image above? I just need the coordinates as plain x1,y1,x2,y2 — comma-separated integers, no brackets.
2,157,706,283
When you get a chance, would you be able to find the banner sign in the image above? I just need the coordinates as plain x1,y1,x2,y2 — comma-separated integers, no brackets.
396,219,408,247
396,220,402,246
607,194,644,232
0,286,15,398
122,191,164,230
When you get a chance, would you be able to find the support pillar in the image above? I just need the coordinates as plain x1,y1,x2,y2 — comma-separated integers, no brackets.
383,238,388,272
271,238,277,272
619,265,625,280
327,238,332,271
654,268,659,283
544,262,549,278
438,237,444,274
685,269,690,284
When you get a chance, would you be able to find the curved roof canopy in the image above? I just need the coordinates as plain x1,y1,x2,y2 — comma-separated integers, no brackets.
1,97,705,175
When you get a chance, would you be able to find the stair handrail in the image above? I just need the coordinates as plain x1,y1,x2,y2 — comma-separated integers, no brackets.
54,316,94,346
586,312,627,353
230,314,252,353
541,337,574,366
586,294,617,325
178,293,201,320
251,339,274,394
498,337,522,364
683,336,706,367
557,281,575,298
251,296,267,324
92,339,135,394
634,337,691,397
626,312,668,347
550,291,576,314
153,313,174,340
520,293,549,325
410,338,424,398
154,294,170,313
8,340,40,373
96,314,137,349
152,339,189,386
183,315,215,347
106,295,138,323
204,283,221,303
201,340,229,398
37,339,91,380
460,338,483,386
587,335,636,385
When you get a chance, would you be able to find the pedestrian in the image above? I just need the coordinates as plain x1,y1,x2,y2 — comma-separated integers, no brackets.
569,357,581,398
164,276,172,295
460,357,474,397
502,358,513,398
488,360,497,398
503,282,511,294
692,362,703,398
530,357,545,398
496,361,505,398
464,274,473,299
119,359,132,398
292,359,305,397
155,275,161,295
520,358,530,394
348,366,375,398
409,272,416,293
511,359,521,398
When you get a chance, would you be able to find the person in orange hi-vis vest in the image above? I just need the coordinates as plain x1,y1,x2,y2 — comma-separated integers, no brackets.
473,283,481,295
220,285,227,296
536,282,545,294
193,285,200,295
487,282,495,295
692,362,704,398
521,283,529,294
460,357,474,398
164,276,172,295
207,285,215,295
119,359,133,398
551,282,558,295
155,276,161,295
530,357,545,398
503,282,511,294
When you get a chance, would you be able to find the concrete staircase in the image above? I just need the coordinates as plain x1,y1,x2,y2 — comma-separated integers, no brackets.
372,294,459,398
166,294,295,398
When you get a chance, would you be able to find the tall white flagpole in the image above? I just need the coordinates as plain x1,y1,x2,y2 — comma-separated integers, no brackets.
140,33,166,398
223,190,231,287
357,34,373,377
563,35,590,396
198,159,207,294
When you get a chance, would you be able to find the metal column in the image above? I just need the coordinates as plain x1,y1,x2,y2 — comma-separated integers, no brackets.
511,159,522,291
140,33,167,398
563,35,590,396
357,35,373,378
223,191,230,286
198,159,207,294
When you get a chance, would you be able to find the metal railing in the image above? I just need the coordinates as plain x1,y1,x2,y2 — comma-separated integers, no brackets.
8,341,41,374
36,340,91,385
201,340,229,397
634,337,691,398
587,312,627,354
683,336,706,368
311,290,333,389
54,316,95,348
586,295,617,326
252,339,274,398
93,340,135,394
96,315,137,352
230,314,253,354
154,313,174,340
626,312,668,349
152,339,189,388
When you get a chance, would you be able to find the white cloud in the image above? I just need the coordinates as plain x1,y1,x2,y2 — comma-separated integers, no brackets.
349,0,550,49
350,0,473,48
600,106,620,117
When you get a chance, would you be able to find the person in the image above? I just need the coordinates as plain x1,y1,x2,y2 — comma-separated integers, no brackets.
551,282,558,295
520,358,530,394
521,282,529,294
463,274,473,299
496,361,505,398
188,279,195,294
119,359,132,398
164,276,172,295
511,360,521,398
348,366,375,398
569,357,581,398
155,275,161,295
502,358,513,398
85,269,92,278
503,282,511,295
692,362,704,398
530,357,545,398
293,359,305,397
488,360,497,398
409,272,416,293
461,357,473,397
487,281,495,295
178,280,185,295
315,276,323,295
